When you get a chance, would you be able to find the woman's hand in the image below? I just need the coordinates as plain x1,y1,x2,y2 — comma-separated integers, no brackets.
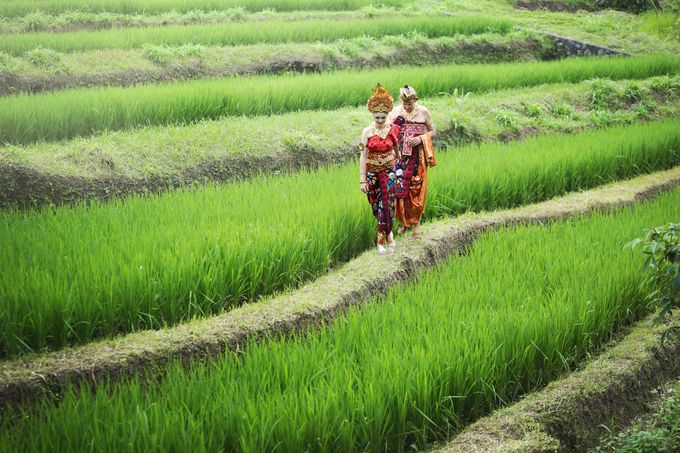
407,136,422,147
360,181,369,193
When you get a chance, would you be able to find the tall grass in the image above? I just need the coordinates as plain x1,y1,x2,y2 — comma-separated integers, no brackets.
1,119,679,357
3,187,679,452
0,0,403,17
2,54,680,145
640,11,680,39
0,16,512,55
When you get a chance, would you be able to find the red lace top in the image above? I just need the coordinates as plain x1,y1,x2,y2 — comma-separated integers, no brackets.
366,124,400,172
367,124,400,153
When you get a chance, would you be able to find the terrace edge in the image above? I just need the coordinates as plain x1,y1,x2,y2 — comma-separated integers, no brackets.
1,166,679,408
430,310,680,452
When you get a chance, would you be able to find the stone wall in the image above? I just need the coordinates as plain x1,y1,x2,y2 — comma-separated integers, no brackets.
542,32,629,58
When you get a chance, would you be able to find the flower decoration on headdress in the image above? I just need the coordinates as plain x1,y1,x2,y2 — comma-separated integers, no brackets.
399,85,418,102
367,83,394,113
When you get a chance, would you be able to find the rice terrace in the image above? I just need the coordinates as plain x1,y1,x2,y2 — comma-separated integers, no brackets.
1,0,680,451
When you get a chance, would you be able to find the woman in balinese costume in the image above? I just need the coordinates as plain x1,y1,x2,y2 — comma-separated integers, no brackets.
389,85,437,238
359,84,400,254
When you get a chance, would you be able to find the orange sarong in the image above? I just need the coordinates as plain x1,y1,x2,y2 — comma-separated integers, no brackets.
396,134,436,227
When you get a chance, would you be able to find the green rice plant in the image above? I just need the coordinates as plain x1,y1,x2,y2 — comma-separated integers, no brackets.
1,119,679,357
424,118,680,218
1,54,679,145
13,8,252,33
0,16,512,55
3,187,679,452
0,0,404,17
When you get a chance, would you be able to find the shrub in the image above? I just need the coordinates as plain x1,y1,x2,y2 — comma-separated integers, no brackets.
551,102,577,118
141,43,206,66
495,109,520,131
23,46,69,73
0,51,19,72
590,78,617,109
595,0,661,13
626,223,680,342
523,101,543,118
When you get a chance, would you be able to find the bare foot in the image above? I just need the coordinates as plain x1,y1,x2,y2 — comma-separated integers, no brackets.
387,232,396,252
397,226,408,235
377,232,387,254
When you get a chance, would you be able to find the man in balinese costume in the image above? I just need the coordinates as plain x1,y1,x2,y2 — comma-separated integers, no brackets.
389,85,437,238
359,84,401,254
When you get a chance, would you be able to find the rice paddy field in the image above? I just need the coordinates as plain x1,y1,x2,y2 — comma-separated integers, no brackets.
0,16,514,54
0,0,404,17
2,119,680,357
1,0,679,451
3,55,680,144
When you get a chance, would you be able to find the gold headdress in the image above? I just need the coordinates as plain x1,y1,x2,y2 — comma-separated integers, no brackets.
399,85,418,102
367,83,394,113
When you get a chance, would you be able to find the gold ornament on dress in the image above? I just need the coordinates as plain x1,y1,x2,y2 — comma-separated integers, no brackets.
367,83,394,113
366,149,394,173
400,104,420,122
368,122,391,139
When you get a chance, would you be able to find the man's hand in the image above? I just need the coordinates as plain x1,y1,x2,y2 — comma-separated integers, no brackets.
360,181,369,193
407,136,422,147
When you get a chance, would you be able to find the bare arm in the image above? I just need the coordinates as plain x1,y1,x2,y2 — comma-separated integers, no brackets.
423,108,437,139
359,128,369,192
359,145,368,182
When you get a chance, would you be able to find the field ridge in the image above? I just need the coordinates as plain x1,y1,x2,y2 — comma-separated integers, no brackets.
2,166,679,408
0,33,547,96
431,311,680,452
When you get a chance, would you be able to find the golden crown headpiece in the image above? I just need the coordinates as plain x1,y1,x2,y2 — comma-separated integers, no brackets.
399,85,418,102
367,83,394,113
